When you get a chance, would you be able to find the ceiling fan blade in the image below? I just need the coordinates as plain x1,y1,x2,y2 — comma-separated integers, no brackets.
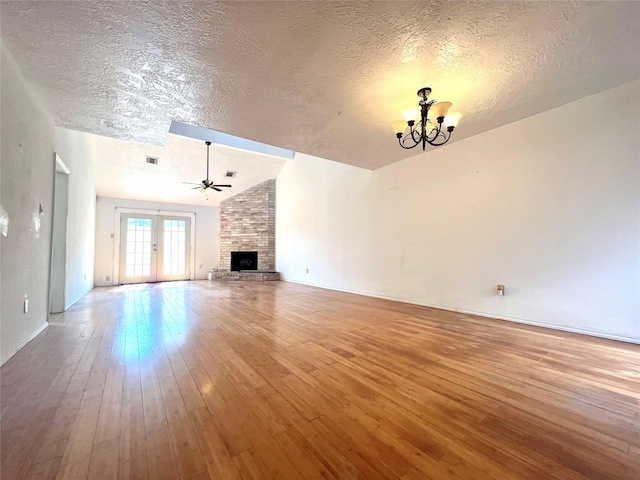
192,186,203,190
183,181,202,186
212,184,232,188
212,187,222,192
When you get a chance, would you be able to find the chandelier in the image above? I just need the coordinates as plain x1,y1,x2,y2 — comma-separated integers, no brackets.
392,87,461,150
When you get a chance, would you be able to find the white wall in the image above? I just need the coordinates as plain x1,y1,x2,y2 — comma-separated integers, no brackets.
54,127,97,308
1,44,54,363
95,197,219,285
276,80,640,343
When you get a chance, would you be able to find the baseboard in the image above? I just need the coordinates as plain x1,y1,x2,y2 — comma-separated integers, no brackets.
446,306,640,344
282,279,640,345
0,322,49,366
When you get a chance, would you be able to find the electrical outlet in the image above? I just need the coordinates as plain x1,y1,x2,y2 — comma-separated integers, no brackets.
24,295,28,313
105,275,111,282
306,268,309,274
84,274,87,281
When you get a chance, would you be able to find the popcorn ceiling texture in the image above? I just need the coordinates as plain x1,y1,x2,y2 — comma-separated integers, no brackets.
218,179,276,272
1,1,639,169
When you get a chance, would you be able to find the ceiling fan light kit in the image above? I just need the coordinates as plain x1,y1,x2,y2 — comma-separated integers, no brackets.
393,87,461,150
183,141,232,198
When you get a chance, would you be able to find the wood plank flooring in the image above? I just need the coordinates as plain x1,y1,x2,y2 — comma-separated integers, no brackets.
1,280,639,479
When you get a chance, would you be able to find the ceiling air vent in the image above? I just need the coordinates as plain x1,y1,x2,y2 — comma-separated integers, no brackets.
145,156,159,165
225,170,237,178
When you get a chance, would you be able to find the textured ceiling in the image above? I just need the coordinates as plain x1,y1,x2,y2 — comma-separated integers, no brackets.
91,133,286,207
1,1,640,170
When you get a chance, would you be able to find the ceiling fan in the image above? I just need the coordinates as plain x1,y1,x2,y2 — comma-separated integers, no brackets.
183,141,232,193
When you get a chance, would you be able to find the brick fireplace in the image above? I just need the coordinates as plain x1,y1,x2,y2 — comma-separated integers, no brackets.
217,179,277,279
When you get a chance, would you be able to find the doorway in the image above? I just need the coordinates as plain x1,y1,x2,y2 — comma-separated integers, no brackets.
49,155,70,313
118,213,192,284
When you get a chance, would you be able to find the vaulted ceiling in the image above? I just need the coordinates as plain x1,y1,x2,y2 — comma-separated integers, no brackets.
89,132,287,207
2,1,639,171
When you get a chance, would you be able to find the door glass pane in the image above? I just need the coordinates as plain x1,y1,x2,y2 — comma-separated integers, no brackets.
125,218,153,277
162,219,187,275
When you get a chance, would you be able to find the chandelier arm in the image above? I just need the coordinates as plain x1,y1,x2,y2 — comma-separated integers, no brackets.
425,123,441,141
410,127,422,143
425,128,452,146
426,128,445,143
398,134,422,150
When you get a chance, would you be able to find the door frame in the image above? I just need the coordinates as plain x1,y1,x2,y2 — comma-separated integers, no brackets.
113,207,196,285
49,154,70,313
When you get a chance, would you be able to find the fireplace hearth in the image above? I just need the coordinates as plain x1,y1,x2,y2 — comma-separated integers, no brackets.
230,251,258,271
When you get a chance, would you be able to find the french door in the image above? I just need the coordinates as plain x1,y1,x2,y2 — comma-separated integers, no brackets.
119,214,191,284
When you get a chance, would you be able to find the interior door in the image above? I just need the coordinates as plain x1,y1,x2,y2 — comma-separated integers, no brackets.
119,214,191,284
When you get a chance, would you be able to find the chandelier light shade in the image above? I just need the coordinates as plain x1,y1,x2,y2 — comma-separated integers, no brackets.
393,87,461,150
391,120,408,135
402,109,419,123
444,111,462,128
428,101,452,120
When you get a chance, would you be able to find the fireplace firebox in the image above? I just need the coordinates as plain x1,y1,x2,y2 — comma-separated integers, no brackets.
230,251,258,271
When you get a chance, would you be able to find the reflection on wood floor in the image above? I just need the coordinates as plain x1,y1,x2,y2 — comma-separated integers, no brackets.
1,280,639,479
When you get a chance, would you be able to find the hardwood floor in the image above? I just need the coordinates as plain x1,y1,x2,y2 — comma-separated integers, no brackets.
1,280,639,479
